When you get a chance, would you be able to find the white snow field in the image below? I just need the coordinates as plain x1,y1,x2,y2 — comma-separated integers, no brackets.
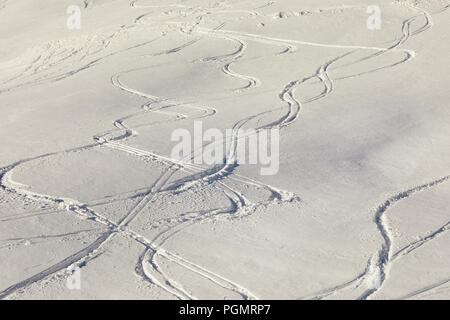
0,0,449,300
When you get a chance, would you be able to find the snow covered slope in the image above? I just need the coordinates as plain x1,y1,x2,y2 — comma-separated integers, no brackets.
0,0,449,299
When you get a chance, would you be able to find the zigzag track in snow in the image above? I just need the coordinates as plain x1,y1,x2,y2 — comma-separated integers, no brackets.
1,0,448,300
0,0,299,299
291,2,450,300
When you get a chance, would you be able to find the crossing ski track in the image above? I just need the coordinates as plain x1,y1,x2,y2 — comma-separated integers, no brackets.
0,0,449,300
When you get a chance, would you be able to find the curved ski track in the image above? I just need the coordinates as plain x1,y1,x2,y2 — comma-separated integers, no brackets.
0,0,448,300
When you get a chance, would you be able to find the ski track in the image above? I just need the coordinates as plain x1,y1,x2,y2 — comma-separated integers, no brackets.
1,0,449,300
398,278,450,300
301,175,450,301
358,175,450,300
294,3,450,300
